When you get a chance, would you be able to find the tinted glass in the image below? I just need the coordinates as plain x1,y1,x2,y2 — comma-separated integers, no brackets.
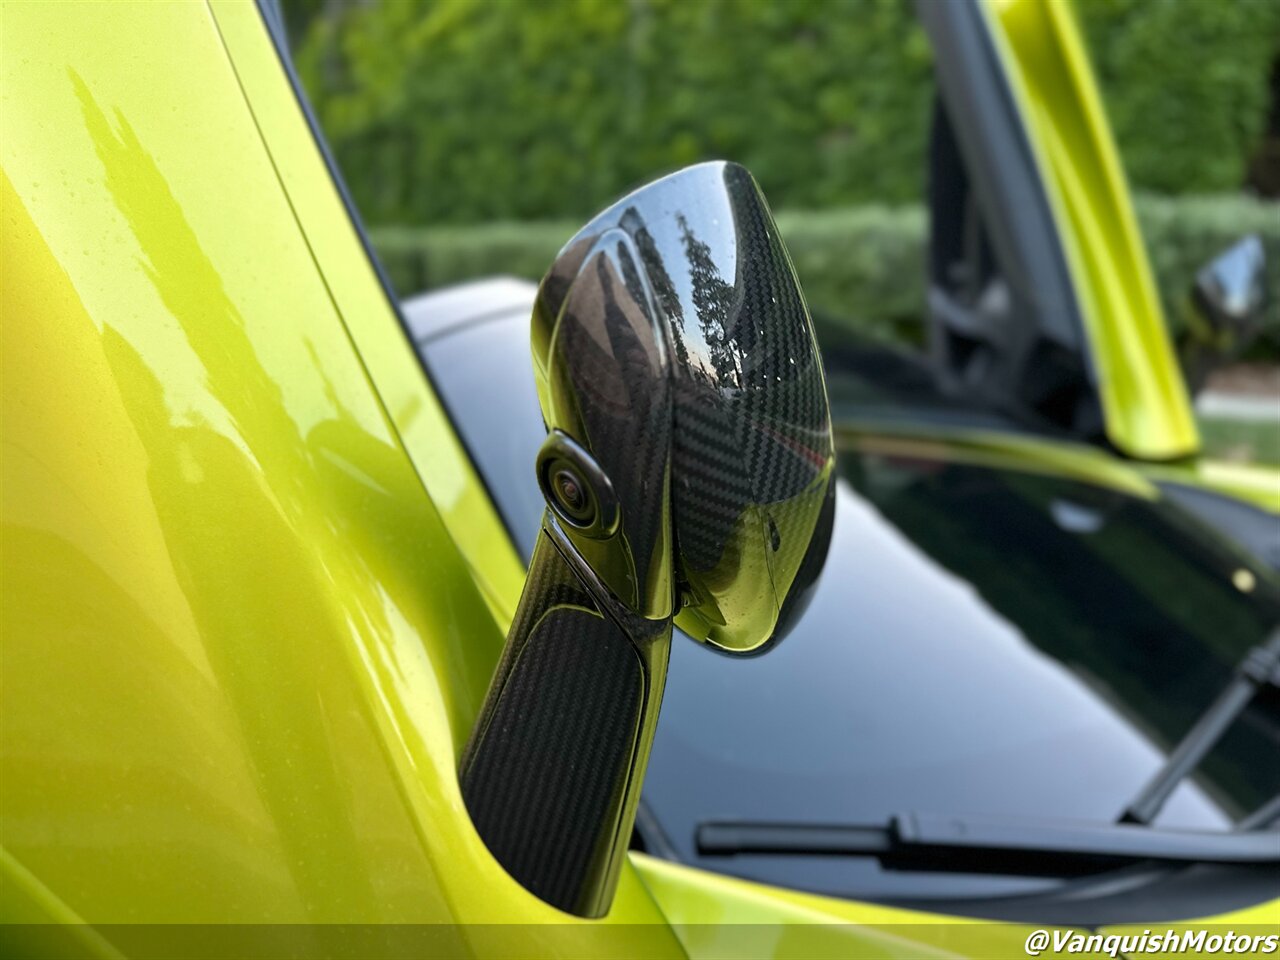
418,300,1280,904
644,450,1280,901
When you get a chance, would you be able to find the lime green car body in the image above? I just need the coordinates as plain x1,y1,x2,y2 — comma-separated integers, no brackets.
1,1,1275,956
986,0,1278,512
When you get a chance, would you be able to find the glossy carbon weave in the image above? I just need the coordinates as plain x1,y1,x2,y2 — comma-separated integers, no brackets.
462,161,835,917
533,161,837,651
459,527,666,916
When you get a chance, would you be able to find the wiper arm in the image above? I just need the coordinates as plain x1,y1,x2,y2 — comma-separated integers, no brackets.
1120,626,1280,826
697,813,1280,877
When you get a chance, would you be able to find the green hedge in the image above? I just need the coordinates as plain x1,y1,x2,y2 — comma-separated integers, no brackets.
1077,0,1280,195
293,0,1280,226
370,194,1280,354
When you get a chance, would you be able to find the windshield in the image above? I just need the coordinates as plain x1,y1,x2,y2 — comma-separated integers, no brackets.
644,447,1280,902
395,286,1280,907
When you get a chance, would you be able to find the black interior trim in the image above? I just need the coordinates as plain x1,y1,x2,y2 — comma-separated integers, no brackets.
918,0,1103,441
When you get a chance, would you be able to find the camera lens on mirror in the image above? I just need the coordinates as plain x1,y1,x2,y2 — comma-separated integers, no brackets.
552,466,594,522
536,431,620,538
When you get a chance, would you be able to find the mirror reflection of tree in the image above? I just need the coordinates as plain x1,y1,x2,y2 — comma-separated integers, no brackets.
680,214,742,390
624,208,693,374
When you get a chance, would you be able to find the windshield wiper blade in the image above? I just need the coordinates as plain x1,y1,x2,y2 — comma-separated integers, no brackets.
1241,793,1280,830
696,813,1280,877
1120,626,1280,826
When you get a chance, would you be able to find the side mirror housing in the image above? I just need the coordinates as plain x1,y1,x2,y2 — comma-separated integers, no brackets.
460,162,835,917
1181,235,1269,393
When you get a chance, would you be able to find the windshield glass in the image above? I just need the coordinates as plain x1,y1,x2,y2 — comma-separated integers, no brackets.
392,287,1280,904
644,447,1280,901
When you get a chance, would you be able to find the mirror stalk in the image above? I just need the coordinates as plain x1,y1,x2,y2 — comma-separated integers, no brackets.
460,162,835,917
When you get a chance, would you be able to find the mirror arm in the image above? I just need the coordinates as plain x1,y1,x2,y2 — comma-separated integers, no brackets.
459,515,672,918
458,161,835,918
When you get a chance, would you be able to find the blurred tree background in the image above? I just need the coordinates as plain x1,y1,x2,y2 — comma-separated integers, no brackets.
283,0,1280,460
287,0,1279,225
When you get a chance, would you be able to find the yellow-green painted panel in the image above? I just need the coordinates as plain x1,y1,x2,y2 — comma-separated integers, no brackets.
0,0,678,947
1144,459,1280,515
984,0,1200,461
636,853,1279,959
633,854,1076,959
1100,897,1280,957
839,417,1280,515
207,0,525,635
834,421,1160,501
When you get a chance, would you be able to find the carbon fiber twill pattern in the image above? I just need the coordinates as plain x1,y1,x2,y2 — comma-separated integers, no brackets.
551,241,671,613
668,165,831,593
529,161,834,650
459,529,645,916
462,161,835,918
725,164,829,504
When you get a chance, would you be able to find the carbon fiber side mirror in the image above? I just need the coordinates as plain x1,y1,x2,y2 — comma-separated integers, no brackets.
460,162,836,917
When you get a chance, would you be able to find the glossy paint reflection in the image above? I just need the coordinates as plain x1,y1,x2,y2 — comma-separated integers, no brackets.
4,57,455,927
3,3,677,939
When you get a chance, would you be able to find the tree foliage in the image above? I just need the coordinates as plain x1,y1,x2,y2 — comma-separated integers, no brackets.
1077,0,1280,194
371,193,1280,354
291,0,1280,226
